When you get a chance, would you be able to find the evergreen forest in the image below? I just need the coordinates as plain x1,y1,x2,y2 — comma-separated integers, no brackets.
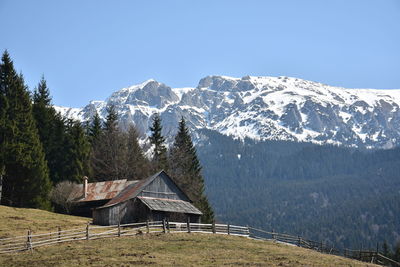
197,129,400,254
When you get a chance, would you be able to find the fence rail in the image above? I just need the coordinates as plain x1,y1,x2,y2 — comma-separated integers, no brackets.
248,227,400,266
0,220,249,255
0,221,398,266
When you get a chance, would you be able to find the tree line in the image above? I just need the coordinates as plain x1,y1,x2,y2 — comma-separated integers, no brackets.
0,51,213,223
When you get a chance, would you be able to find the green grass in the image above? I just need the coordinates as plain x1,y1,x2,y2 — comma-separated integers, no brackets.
0,206,379,266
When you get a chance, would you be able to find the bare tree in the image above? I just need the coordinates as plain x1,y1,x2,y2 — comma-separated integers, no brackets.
50,181,77,214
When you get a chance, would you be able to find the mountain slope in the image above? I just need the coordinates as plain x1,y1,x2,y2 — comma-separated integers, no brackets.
56,75,400,149
196,130,400,249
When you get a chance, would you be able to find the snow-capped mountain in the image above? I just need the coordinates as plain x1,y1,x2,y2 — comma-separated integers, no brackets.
56,75,400,149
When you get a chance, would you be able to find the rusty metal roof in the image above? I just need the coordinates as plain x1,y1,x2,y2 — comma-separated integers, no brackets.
70,179,138,202
97,171,163,208
138,197,202,215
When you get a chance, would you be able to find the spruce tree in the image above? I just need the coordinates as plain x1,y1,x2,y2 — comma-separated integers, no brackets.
149,113,168,171
0,51,51,209
382,240,391,258
88,111,102,143
0,54,8,197
104,105,118,132
394,242,400,262
126,125,151,180
63,119,91,183
90,105,126,181
32,76,68,184
169,117,214,223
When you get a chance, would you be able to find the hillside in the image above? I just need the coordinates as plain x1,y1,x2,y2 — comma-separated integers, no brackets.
198,131,400,249
0,206,380,266
0,205,89,238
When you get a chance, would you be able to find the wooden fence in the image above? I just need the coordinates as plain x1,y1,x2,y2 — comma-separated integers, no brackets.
248,227,400,266
0,221,399,266
0,220,249,254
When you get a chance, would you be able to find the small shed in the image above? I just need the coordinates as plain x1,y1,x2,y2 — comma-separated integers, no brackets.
92,171,202,225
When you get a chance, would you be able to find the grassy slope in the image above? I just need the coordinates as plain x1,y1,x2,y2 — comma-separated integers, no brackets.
0,205,89,238
0,206,378,267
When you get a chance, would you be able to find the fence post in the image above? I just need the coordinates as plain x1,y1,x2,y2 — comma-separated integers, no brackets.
118,222,121,237
58,226,61,242
298,236,301,247
272,229,275,241
187,217,191,233
146,220,150,234
86,223,90,240
26,230,32,251
212,220,216,234
162,218,166,233
166,219,170,233
227,224,230,235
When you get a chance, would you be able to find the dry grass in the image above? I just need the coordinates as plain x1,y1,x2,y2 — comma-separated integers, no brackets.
0,233,380,267
0,205,89,238
0,206,380,266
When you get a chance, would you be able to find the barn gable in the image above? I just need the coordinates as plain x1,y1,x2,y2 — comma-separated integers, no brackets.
137,171,191,202
100,170,192,208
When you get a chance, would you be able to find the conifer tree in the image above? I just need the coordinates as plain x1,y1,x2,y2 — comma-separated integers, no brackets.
382,240,391,258
394,242,400,262
32,77,68,184
126,125,151,180
0,51,51,209
169,117,214,223
0,55,8,197
149,113,168,171
90,105,126,180
63,119,91,183
88,111,102,143
104,105,118,132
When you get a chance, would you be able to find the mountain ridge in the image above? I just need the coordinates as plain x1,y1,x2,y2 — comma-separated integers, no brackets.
55,75,400,149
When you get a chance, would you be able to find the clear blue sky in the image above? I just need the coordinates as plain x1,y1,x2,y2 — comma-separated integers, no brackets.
1,0,399,107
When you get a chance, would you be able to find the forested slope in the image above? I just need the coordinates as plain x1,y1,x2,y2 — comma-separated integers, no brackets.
197,130,400,250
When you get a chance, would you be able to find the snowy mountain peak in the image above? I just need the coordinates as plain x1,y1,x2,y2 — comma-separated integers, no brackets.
55,75,400,149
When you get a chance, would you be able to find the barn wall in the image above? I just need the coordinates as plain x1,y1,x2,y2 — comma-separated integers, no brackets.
138,173,190,201
150,211,200,223
120,199,147,223
93,207,109,225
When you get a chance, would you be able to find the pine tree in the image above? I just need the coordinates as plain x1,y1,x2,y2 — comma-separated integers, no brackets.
394,242,400,262
63,119,91,183
0,53,8,197
149,114,168,171
126,125,151,180
32,76,68,184
382,240,391,258
0,51,51,209
169,117,214,223
88,111,102,143
90,105,126,181
104,105,118,132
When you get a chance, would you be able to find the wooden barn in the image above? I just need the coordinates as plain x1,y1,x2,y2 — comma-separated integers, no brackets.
87,171,202,225
69,177,135,217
